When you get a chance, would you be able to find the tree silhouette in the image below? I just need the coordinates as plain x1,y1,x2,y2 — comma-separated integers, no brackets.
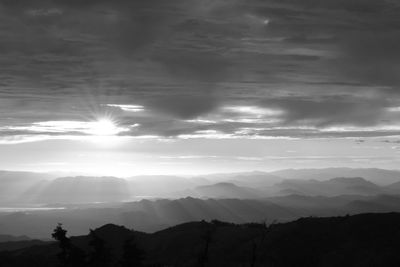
52,223,71,266
198,222,216,267
249,220,273,267
120,234,145,267
51,223,86,267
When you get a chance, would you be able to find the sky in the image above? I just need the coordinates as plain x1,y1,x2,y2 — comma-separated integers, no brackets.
1,0,400,176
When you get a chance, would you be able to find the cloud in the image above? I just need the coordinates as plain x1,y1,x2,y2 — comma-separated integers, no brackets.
25,8,63,16
261,96,389,127
0,0,400,142
274,0,388,13
1,120,132,136
106,104,145,112
336,32,400,88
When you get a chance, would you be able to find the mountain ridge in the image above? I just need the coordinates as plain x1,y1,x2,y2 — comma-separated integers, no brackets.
2,213,400,266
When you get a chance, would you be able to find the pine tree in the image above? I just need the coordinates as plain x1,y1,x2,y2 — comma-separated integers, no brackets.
52,223,71,266
52,223,86,267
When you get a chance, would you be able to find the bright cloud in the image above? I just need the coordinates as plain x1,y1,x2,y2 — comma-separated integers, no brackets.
2,120,133,136
106,104,145,112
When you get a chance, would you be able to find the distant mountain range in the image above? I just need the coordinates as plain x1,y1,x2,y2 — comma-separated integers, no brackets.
0,171,56,203
176,182,265,199
1,168,400,204
270,168,400,185
2,213,400,267
35,176,131,204
271,177,383,196
0,234,44,253
1,168,400,239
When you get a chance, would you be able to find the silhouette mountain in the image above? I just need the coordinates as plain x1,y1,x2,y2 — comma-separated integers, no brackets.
0,240,46,252
2,213,400,266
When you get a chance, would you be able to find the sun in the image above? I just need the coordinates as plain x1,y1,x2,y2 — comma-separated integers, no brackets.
88,118,121,136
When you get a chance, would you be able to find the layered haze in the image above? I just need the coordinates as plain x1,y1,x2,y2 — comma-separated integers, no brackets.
1,168,400,238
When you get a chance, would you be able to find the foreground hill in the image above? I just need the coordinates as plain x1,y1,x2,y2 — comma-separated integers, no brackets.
1,213,400,266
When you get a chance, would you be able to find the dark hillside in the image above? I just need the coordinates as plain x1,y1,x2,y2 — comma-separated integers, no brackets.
1,213,400,266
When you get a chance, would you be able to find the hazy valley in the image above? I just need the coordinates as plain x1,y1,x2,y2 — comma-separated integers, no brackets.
2,168,400,239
